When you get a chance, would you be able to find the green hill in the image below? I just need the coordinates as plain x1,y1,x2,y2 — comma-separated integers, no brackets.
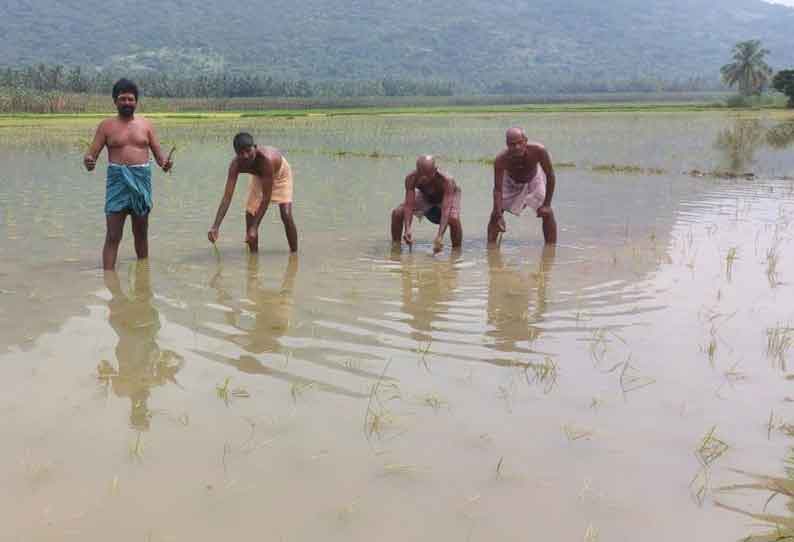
2,0,794,92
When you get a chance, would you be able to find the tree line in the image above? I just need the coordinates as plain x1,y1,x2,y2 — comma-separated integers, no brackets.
0,65,455,98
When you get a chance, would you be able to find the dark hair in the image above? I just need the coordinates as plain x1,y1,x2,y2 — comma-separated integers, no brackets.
112,78,139,100
233,132,255,153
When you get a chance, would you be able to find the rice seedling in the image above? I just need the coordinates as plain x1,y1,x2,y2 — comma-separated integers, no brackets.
364,361,401,442
767,324,793,371
766,245,780,288
715,469,794,540
696,426,729,468
381,463,422,476
290,381,316,403
619,357,656,394
725,247,738,281
417,393,447,410
690,467,710,506
521,357,559,394
564,424,594,442
216,377,232,405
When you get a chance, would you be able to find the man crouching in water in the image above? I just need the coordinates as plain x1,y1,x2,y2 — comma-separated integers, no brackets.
391,155,462,254
488,127,557,245
208,133,298,252
83,78,172,270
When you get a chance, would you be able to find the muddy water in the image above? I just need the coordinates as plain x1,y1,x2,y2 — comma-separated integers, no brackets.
1,111,794,541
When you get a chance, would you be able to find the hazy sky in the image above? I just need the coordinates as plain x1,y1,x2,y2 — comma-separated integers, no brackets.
765,0,794,5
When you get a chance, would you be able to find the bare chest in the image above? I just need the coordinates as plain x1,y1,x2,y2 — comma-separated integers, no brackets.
106,123,149,149
504,157,539,182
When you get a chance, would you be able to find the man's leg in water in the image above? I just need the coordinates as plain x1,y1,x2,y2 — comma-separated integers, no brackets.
279,203,298,253
245,212,259,252
103,211,128,270
131,213,149,260
449,216,463,248
390,205,405,244
487,212,504,245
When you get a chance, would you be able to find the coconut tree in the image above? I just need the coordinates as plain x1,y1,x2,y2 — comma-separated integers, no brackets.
720,40,773,97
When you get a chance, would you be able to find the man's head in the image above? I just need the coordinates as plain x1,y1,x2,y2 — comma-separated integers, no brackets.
233,132,257,164
505,127,528,157
415,155,437,182
112,78,139,119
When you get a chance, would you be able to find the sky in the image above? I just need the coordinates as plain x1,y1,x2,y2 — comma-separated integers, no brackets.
765,0,794,5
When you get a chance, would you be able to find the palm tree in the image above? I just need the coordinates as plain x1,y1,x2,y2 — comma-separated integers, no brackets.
720,40,773,96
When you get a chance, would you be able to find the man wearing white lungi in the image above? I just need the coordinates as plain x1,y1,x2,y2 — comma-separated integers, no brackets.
488,127,557,245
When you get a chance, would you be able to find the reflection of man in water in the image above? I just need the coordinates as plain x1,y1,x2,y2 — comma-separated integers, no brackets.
208,254,298,355
99,263,183,430
395,248,461,343
486,246,555,357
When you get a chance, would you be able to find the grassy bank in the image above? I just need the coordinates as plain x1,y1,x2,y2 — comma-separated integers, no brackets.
1,91,792,123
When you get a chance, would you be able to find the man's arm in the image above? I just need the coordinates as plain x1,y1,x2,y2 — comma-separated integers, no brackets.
402,174,417,245
208,160,240,243
83,122,106,171
537,148,555,216
147,121,172,172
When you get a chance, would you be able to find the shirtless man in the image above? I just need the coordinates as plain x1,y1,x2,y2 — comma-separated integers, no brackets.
84,78,172,270
391,155,462,254
488,127,557,245
208,132,298,252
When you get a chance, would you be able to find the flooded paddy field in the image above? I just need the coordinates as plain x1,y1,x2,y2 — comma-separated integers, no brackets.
1,111,794,541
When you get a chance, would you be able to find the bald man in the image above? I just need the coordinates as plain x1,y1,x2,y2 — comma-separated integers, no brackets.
391,156,462,254
488,128,557,245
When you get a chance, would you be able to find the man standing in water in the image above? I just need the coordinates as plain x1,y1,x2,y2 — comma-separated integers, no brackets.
488,127,557,245
208,133,298,253
83,79,172,270
391,155,462,254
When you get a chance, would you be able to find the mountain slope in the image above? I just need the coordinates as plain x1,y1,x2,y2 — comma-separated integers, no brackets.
2,0,793,91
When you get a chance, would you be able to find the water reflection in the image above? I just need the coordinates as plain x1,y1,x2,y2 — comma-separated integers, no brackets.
714,119,794,174
394,247,460,343
766,120,794,150
215,253,298,355
98,263,184,430
197,254,367,398
486,246,555,362
715,119,765,173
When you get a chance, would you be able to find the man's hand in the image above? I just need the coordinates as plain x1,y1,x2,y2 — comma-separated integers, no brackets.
162,159,173,173
491,210,506,232
403,231,414,246
432,235,444,255
83,154,96,172
536,206,553,218
208,227,219,244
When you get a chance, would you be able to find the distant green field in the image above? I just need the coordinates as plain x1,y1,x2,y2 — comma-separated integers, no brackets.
0,102,788,124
